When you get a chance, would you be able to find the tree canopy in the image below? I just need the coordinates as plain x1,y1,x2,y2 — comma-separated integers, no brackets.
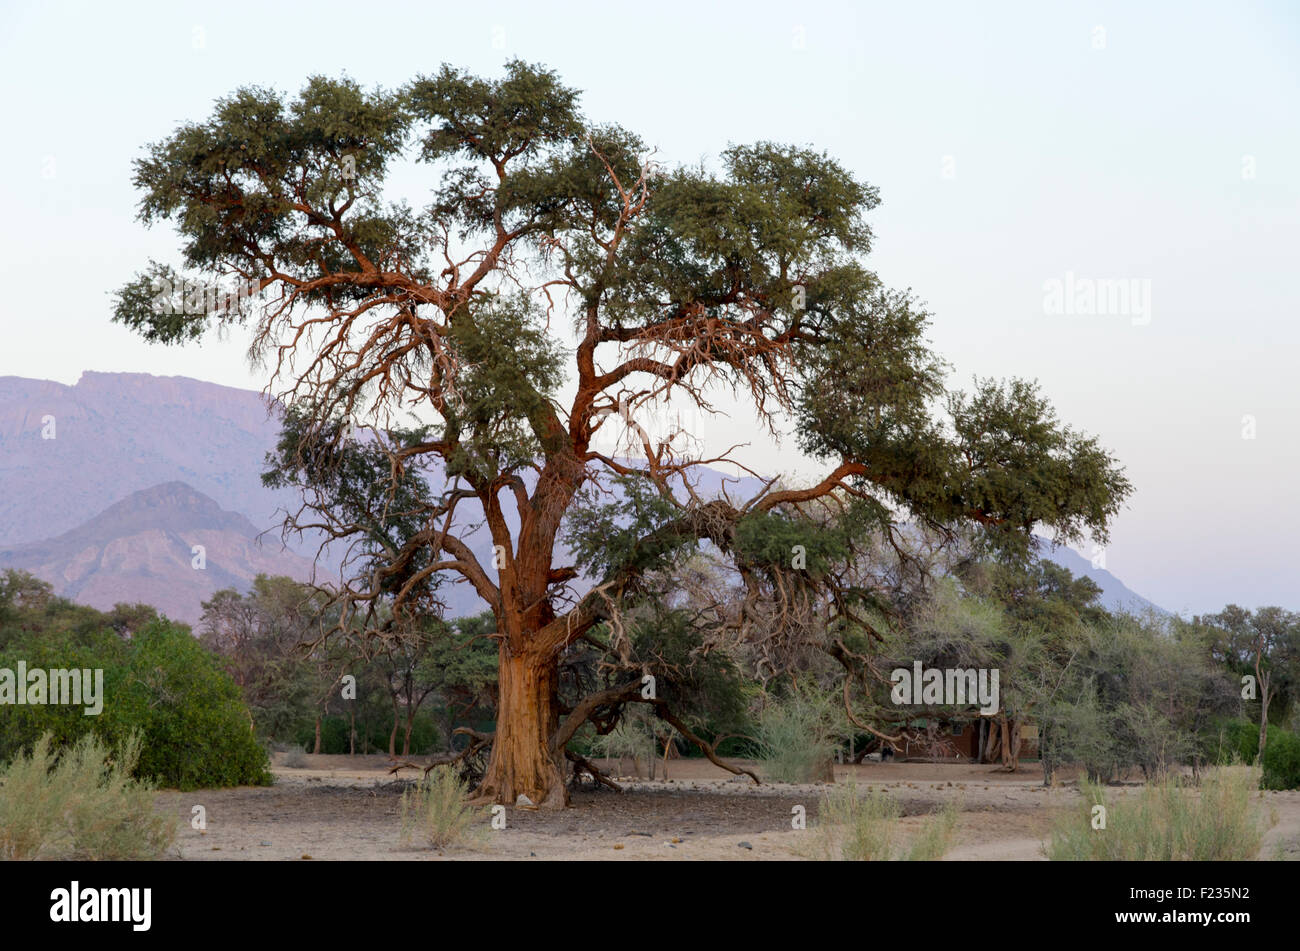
115,61,1132,807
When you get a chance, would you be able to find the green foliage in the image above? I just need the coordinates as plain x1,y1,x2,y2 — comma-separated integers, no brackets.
756,686,844,783
1046,766,1271,860
1030,615,1236,783
101,622,272,790
399,766,488,850
628,605,751,736
1208,717,1266,765
564,475,686,580
199,574,329,743
1187,605,1300,733
114,61,1136,788
1261,729,1300,790
0,584,271,791
734,509,849,579
0,732,176,860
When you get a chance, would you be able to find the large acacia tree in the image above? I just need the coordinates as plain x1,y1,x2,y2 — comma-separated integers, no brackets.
115,61,1130,807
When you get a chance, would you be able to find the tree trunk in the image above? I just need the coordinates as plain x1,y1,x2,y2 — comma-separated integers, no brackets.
475,644,566,808
313,715,322,755
1258,671,1272,760
985,719,1001,763
403,711,415,757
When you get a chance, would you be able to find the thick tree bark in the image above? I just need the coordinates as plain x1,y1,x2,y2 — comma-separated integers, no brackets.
313,715,322,755
475,643,567,808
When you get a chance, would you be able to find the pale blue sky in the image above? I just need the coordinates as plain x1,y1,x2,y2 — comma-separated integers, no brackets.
1,0,1297,614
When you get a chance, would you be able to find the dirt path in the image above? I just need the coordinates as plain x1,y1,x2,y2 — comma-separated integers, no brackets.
151,754,1300,861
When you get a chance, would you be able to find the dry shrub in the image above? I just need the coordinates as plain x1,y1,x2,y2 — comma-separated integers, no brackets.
0,732,176,860
1046,765,1273,860
399,766,488,850
810,783,960,861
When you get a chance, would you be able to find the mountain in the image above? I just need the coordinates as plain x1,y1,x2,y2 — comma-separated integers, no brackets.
0,371,295,548
0,481,314,625
1036,538,1168,616
0,371,1168,621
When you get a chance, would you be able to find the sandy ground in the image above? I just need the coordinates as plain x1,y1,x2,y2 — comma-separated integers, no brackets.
154,754,1300,861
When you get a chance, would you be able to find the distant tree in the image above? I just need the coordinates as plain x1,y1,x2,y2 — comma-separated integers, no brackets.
199,575,327,743
1192,605,1300,758
115,62,1130,807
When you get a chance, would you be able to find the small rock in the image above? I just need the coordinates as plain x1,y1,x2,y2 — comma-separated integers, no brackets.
613,843,625,850
737,841,753,850
301,854,313,860
530,851,536,857
516,794,537,810
259,841,272,847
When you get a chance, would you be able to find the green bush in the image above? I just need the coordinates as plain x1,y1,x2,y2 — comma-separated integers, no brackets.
102,622,272,790
1205,718,1299,788
1262,730,1300,790
0,618,271,790
0,732,175,860
1209,717,1265,765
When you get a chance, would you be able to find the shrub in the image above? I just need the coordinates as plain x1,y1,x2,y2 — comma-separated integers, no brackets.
811,784,960,861
0,731,175,860
1262,730,1300,790
1209,717,1264,765
399,767,487,850
0,618,271,790
593,713,656,777
906,800,961,861
756,687,843,783
103,621,272,790
1046,765,1272,860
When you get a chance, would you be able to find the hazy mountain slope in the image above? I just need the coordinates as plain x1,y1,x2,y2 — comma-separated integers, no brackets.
0,481,314,624
0,371,295,547
0,371,1167,620
1036,538,1168,616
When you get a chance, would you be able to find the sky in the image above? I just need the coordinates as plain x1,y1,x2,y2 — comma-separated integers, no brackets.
0,0,1297,615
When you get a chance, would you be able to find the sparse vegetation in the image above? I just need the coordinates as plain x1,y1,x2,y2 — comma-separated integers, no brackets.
1045,765,1273,861
810,783,960,861
399,767,488,850
756,687,843,783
